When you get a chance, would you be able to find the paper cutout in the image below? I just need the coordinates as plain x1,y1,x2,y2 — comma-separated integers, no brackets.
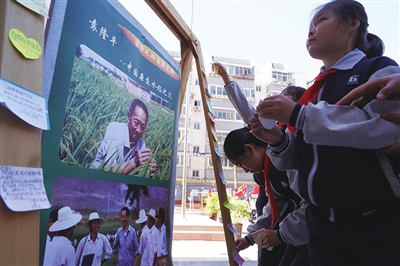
9,28,42,59
228,223,240,235
208,112,216,125
211,129,217,142
0,78,50,130
251,229,274,251
206,100,214,114
219,171,227,185
16,0,49,17
201,67,206,77
206,90,212,99
255,232,263,245
0,165,51,212
214,147,222,157
224,200,238,211
233,250,244,266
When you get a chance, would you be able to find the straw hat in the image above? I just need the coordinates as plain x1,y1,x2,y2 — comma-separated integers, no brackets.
49,207,82,232
146,208,156,220
136,209,147,224
83,212,105,229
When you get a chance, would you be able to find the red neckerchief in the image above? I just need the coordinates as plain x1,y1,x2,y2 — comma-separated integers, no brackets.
286,68,338,133
263,148,282,229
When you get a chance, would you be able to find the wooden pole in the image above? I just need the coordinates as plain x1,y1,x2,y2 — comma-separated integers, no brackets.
145,1,238,265
0,0,44,265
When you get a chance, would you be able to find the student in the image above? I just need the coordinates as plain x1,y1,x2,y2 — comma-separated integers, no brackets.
250,1,400,265
112,207,140,266
337,73,400,154
92,98,157,176
75,212,112,266
224,127,310,266
43,206,82,266
214,62,308,265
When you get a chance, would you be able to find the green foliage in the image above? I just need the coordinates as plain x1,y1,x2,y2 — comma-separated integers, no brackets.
204,192,220,216
59,57,175,180
204,193,251,224
228,196,251,224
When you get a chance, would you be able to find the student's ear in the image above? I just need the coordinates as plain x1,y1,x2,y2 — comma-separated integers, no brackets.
346,19,360,34
243,144,255,157
127,110,131,118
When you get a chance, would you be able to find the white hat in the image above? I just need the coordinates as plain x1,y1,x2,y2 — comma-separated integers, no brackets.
136,209,147,224
49,207,82,232
83,212,105,229
146,208,156,220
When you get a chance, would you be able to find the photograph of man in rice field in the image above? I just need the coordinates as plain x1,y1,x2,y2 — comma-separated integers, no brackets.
59,45,175,180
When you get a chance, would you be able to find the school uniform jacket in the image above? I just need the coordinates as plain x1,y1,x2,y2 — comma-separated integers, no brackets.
224,81,308,246
268,49,400,214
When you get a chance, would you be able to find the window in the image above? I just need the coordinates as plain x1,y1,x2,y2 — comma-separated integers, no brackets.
178,129,190,144
195,79,199,85
242,89,255,99
216,132,228,143
194,123,200,130
209,85,226,96
272,71,289,83
207,156,213,167
180,105,186,116
192,170,199,177
256,85,262,92
176,154,184,166
193,146,200,153
194,100,201,107
222,157,234,168
214,108,236,120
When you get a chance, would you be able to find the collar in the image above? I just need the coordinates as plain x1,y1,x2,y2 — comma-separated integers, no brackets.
320,48,366,73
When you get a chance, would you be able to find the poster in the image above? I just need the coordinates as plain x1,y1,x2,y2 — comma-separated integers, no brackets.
40,1,181,265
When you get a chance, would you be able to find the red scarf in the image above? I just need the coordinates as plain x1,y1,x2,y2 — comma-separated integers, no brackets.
263,69,338,228
263,149,282,229
286,68,338,133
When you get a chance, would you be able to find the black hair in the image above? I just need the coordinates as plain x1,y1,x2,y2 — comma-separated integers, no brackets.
121,206,131,217
128,99,149,123
281,86,306,102
313,0,384,58
49,208,60,223
223,127,265,161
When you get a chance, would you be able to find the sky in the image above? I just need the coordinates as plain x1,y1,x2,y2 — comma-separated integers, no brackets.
119,0,399,74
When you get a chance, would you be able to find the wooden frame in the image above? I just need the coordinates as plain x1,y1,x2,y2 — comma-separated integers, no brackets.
145,1,238,265
0,0,237,264
0,0,44,264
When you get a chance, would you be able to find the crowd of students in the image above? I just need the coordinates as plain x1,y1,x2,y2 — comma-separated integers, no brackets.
219,1,400,265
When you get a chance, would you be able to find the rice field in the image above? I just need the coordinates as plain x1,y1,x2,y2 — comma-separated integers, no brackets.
59,57,175,180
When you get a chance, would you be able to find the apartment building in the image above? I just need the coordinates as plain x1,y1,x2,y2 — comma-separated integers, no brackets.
171,52,314,200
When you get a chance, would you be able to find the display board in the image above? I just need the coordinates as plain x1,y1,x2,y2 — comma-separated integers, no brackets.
40,1,181,264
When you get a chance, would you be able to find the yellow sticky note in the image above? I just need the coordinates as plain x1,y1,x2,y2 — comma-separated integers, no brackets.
9,28,42,59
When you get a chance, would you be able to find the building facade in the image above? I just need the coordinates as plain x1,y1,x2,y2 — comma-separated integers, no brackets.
172,52,314,201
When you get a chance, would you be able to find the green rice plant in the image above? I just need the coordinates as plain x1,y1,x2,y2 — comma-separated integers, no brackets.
59,57,176,180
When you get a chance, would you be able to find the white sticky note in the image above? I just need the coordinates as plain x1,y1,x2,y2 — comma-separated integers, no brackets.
0,165,51,212
0,78,50,130
16,0,49,17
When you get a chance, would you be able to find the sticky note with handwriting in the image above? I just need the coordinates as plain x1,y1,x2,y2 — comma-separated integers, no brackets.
0,78,50,130
0,165,51,212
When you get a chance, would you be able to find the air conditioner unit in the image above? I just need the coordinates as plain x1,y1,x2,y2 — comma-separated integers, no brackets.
193,106,201,111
